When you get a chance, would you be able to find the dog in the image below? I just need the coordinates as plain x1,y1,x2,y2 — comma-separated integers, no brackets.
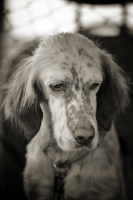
1,33,129,200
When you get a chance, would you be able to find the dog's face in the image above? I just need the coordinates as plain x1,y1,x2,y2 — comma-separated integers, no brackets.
38,45,103,151
2,33,129,152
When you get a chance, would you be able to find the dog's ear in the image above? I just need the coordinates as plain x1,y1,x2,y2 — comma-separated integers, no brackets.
97,51,129,131
1,57,43,139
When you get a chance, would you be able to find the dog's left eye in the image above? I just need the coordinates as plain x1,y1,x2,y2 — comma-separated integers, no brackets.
50,83,65,91
90,83,100,90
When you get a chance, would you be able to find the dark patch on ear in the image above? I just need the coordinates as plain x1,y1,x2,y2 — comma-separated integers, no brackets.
18,101,43,139
14,79,43,139
34,80,47,103
17,80,46,139
96,111,112,132
96,79,116,131
96,52,129,132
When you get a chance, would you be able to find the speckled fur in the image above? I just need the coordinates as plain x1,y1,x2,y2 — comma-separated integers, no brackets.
1,33,129,200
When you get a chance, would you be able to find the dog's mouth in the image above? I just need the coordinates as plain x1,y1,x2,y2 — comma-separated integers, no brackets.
75,142,93,151
48,138,95,153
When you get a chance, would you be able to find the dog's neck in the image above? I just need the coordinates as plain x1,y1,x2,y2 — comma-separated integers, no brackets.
45,144,90,166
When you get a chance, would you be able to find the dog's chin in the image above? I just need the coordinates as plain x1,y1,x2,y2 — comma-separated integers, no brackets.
57,141,96,153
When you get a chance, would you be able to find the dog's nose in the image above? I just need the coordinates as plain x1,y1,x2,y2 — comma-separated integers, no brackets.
74,127,95,145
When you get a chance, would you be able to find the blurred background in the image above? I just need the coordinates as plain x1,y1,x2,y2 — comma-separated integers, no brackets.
0,0,133,200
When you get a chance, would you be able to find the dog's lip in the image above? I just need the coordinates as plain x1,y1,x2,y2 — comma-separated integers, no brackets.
75,144,91,150
59,143,92,152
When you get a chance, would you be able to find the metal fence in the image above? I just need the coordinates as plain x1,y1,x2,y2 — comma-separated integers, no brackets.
1,0,133,84
3,0,133,41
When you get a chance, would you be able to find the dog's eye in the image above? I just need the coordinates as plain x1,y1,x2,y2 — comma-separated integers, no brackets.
50,83,65,91
90,83,100,90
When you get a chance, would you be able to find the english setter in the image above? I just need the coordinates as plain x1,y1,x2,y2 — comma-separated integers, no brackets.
2,33,129,200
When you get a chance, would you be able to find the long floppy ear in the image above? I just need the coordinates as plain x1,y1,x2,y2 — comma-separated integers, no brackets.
97,51,129,131
1,56,43,139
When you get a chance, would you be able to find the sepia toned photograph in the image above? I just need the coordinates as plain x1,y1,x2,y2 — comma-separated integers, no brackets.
0,1,133,200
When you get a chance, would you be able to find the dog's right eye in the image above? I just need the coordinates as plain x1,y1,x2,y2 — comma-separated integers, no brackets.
90,82,100,90
50,83,65,91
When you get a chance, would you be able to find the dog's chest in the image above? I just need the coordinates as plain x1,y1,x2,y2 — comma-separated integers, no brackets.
62,148,121,200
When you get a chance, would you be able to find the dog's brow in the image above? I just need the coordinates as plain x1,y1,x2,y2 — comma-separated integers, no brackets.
40,68,72,85
78,48,93,60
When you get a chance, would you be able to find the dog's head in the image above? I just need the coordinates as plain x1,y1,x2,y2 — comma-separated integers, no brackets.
2,33,129,152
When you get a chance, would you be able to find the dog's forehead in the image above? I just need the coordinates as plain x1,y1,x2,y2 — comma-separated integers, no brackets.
37,35,103,85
